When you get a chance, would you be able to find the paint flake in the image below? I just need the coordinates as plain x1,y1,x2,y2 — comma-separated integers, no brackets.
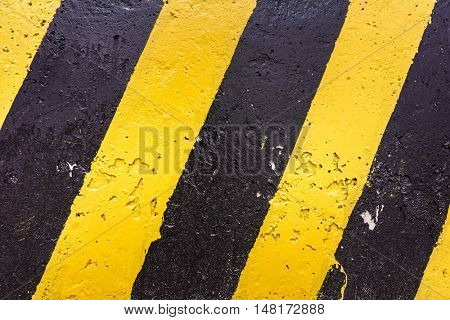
360,210,376,231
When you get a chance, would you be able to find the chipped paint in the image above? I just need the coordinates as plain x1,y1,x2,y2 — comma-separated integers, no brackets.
234,0,436,299
0,0,164,299
360,210,376,231
131,0,350,300
34,0,255,300
0,0,447,301
319,0,448,299
0,0,61,128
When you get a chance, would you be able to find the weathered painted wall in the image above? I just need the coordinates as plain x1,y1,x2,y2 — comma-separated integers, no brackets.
0,0,448,300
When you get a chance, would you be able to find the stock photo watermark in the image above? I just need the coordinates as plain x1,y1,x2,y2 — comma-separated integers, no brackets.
138,124,306,177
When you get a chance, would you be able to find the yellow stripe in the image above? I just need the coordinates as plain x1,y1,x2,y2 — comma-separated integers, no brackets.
0,0,60,129
34,0,256,300
415,207,450,299
234,0,435,300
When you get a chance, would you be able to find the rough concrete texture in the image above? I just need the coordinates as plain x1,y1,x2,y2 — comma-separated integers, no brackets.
319,1,449,299
0,0,162,299
0,0,448,300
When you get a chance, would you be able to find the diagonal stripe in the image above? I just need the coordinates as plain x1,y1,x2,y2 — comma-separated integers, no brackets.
416,208,450,299
318,0,448,300
0,0,61,129
234,0,436,300
34,0,256,300
132,0,350,300
0,0,163,299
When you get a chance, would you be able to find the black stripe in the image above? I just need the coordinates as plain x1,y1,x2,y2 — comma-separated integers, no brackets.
318,0,449,300
132,0,349,299
0,0,162,299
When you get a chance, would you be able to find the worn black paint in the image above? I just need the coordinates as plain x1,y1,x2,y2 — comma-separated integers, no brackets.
317,264,347,300
318,1,449,300
132,0,349,299
0,0,162,299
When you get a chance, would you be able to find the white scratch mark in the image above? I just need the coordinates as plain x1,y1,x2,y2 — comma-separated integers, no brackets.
66,162,77,178
375,204,384,222
275,145,284,155
269,161,276,171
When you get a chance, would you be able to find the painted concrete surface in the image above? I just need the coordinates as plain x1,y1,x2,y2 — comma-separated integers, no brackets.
0,0,448,300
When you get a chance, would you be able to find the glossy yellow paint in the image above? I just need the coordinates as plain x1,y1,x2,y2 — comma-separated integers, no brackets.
234,0,435,300
415,207,450,299
0,0,60,129
34,0,256,299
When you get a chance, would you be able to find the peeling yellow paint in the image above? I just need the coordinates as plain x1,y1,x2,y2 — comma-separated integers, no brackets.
0,0,61,128
34,0,256,300
234,0,435,299
416,207,450,300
